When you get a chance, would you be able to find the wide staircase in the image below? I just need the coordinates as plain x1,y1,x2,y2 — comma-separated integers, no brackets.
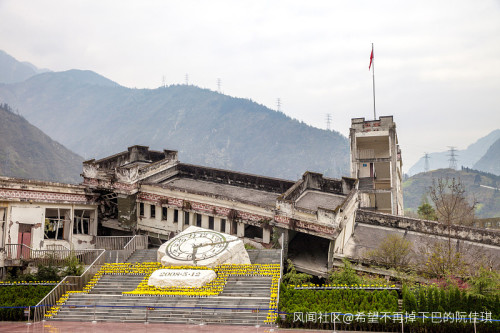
126,249,157,263
49,248,281,326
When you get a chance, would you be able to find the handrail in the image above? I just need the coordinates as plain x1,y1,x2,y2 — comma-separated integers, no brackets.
4,244,101,265
95,236,134,250
32,235,147,321
276,240,284,318
33,248,106,322
46,244,70,251
122,235,148,262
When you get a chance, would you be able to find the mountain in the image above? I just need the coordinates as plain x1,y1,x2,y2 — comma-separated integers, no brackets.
403,168,500,218
474,137,500,175
0,104,84,183
0,70,349,180
0,50,50,84
408,129,500,176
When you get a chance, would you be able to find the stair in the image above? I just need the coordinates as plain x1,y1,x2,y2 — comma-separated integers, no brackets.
50,249,280,326
126,249,157,263
222,276,272,297
52,294,270,325
358,177,374,190
89,275,145,295
247,249,281,264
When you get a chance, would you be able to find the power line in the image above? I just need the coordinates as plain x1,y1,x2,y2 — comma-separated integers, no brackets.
447,146,458,170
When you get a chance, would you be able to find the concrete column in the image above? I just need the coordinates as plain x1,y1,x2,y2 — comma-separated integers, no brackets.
201,215,209,229
262,227,271,244
189,212,194,226
278,227,289,261
214,217,221,232
327,239,335,270
237,222,245,238
177,209,183,232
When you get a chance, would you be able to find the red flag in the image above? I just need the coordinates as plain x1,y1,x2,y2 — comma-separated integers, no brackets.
369,49,374,70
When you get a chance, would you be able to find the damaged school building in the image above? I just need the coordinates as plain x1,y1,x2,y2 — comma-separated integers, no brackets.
1,116,499,276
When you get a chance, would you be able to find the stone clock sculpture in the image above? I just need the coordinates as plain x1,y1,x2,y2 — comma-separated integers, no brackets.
157,226,251,267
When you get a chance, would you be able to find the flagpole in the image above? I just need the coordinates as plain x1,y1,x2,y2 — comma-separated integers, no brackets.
371,43,376,120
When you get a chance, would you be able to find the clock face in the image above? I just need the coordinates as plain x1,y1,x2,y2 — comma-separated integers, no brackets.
165,230,228,261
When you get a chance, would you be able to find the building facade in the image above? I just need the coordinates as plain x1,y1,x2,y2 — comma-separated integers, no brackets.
349,116,404,215
0,177,98,259
0,115,415,277
81,145,359,274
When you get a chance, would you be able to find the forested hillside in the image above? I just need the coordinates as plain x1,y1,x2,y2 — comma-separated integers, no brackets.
0,104,83,183
0,70,349,180
403,168,500,218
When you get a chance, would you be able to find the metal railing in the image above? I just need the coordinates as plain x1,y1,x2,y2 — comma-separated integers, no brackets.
122,235,149,262
358,149,375,159
276,242,284,316
30,235,148,321
33,248,106,322
4,244,102,266
95,236,134,250
46,244,70,251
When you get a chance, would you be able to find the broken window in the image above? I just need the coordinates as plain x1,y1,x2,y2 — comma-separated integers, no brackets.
184,211,189,225
196,214,202,227
73,210,92,235
139,203,145,216
221,219,226,233
162,207,168,220
150,204,156,218
44,208,70,240
174,209,179,222
209,216,214,230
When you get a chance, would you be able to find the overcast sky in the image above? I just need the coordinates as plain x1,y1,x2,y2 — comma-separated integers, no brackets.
1,0,499,172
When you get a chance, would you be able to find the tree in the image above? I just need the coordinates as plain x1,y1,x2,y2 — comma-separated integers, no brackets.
429,177,476,263
365,233,412,268
429,177,476,227
282,259,312,285
329,259,362,285
417,201,437,221
417,240,467,278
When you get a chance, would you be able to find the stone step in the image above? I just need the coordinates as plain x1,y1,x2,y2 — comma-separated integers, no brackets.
54,309,269,321
51,249,279,325
126,249,158,263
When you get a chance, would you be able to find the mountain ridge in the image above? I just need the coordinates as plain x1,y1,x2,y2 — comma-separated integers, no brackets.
0,68,349,180
408,129,500,176
473,137,500,175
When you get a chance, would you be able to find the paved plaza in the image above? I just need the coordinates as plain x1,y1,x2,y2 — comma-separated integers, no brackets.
0,321,364,333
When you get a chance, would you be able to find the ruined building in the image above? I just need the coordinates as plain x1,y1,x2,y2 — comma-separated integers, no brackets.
0,177,98,268
81,145,359,274
1,116,498,277
350,116,403,215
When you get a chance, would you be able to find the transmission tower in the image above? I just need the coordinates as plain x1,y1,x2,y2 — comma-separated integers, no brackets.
162,75,166,88
423,153,430,172
217,78,221,93
326,113,332,131
185,74,189,85
277,98,281,112
447,146,458,170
